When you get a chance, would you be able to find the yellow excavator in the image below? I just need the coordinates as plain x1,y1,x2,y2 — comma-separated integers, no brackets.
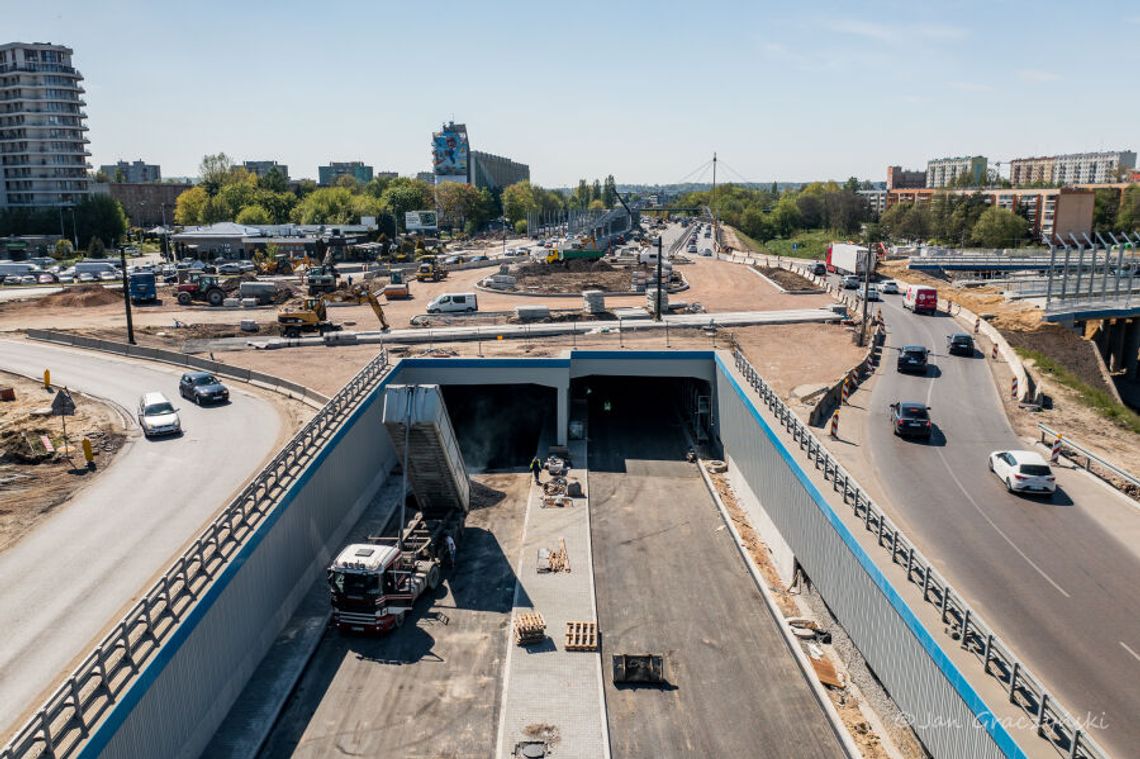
277,286,389,338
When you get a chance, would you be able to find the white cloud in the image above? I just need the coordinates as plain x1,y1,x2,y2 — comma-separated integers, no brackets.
947,81,993,93
827,19,967,42
1017,68,1059,83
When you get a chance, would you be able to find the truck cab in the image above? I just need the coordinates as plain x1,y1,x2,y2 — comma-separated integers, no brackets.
328,543,433,633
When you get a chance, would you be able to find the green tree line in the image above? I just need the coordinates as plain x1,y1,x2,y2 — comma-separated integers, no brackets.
0,194,128,253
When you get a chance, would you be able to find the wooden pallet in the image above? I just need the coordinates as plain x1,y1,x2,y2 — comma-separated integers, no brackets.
549,538,570,573
514,611,546,645
564,621,598,651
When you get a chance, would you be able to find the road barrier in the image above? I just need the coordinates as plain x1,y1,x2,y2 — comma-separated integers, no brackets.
731,349,1108,759
1038,423,1140,493
24,329,330,408
0,351,392,759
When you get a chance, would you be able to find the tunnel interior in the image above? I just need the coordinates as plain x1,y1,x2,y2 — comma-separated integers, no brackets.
439,384,555,472
571,375,717,471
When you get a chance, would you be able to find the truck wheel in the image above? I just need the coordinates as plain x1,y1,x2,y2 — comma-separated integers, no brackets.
207,290,224,307
427,563,441,590
177,291,192,306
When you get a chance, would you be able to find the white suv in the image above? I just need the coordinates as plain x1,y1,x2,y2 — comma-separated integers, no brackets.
989,450,1056,495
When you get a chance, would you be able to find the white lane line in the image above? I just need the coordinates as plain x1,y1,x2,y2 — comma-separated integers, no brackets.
1121,641,1140,663
936,448,1070,598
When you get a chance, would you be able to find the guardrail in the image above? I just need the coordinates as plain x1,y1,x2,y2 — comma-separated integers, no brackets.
1037,423,1140,493
24,329,330,408
0,350,390,759
731,349,1108,759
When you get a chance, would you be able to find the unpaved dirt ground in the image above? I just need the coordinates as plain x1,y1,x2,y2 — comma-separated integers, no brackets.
512,259,633,294
0,372,127,551
753,266,823,293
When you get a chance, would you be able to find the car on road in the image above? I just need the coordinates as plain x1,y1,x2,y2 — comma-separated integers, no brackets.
889,401,932,439
843,275,860,289
989,450,1056,495
137,392,182,438
701,247,713,256
946,333,975,356
687,243,698,253
812,262,827,276
880,280,899,294
897,345,929,374
857,285,880,301
178,372,230,405
426,292,478,314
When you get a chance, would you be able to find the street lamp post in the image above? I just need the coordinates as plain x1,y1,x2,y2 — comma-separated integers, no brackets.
119,244,136,344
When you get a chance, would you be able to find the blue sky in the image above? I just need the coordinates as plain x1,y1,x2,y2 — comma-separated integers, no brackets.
8,0,1139,186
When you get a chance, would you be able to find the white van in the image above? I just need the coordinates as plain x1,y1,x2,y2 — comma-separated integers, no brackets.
426,292,478,314
74,261,119,277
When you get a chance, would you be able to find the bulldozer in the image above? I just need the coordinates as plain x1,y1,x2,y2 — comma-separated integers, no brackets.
277,288,389,338
255,252,294,275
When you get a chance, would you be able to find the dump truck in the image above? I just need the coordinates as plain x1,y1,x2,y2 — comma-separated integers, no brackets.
546,236,606,265
825,243,871,276
328,385,470,633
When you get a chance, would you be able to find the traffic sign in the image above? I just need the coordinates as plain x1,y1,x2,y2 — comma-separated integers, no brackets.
51,388,76,416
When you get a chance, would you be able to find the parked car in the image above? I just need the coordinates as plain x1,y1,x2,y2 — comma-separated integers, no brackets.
98,270,119,281
137,392,182,438
843,275,860,289
880,281,899,294
178,371,230,405
946,333,975,356
217,262,244,275
896,345,929,374
37,272,58,284
77,271,97,282
889,402,932,439
989,450,1056,495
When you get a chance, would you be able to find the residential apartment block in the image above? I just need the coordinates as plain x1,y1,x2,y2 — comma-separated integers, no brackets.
858,189,887,215
886,166,926,190
318,161,373,186
886,187,1094,242
925,156,987,189
1010,151,1136,186
0,42,91,208
470,150,529,191
100,159,160,183
242,160,289,181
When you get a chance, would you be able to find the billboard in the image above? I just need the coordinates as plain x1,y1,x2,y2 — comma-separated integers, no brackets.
405,210,438,231
432,122,469,181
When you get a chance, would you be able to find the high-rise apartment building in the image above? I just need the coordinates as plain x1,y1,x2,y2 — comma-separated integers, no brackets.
0,42,91,208
100,159,160,183
470,150,529,190
1009,151,1135,186
926,156,987,188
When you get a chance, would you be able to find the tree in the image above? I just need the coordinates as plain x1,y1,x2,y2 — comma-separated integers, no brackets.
1113,185,1140,232
603,175,618,208
335,175,362,191
93,170,109,183
174,186,208,225
53,239,74,259
770,181,778,195
435,181,484,229
87,236,106,258
843,177,860,193
515,220,527,234
74,194,128,248
970,206,1029,248
795,194,824,228
502,180,539,224
291,187,358,224
588,198,605,211
235,204,272,225
770,195,802,237
113,167,126,184
379,179,434,230
199,153,235,195
257,167,289,193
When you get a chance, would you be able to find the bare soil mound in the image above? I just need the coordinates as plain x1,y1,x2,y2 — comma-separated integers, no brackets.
1003,326,1113,395
43,284,121,308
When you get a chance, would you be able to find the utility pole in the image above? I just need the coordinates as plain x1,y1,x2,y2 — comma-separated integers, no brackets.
119,244,136,344
710,152,718,255
858,246,872,347
654,234,664,322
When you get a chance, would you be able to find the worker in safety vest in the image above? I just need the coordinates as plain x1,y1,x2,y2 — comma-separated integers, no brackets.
529,457,542,484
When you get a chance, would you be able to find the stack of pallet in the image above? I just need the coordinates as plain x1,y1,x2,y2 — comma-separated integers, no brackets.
537,538,570,574
514,611,546,646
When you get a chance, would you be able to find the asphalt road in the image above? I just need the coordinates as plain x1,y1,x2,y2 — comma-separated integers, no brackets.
587,377,845,759
0,339,284,735
840,278,1140,756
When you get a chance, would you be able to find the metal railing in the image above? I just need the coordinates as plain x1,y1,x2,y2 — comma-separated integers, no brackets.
0,350,390,759
1037,424,1140,492
731,349,1109,759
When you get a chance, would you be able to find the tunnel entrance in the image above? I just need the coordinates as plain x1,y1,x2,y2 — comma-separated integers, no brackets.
439,384,555,472
571,376,716,472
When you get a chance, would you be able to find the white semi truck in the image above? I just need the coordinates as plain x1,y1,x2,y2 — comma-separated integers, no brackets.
328,384,470,633
826,242,871,275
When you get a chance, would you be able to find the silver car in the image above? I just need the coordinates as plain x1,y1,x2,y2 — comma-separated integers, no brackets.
137,392,182,438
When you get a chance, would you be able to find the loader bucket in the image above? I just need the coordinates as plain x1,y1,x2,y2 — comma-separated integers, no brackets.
612,654,665,685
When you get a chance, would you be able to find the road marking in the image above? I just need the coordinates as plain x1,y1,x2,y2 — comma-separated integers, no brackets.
936,449,1070,598
1121,641,1140,663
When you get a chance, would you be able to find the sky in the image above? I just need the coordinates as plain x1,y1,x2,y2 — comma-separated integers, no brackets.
7,0,1139,187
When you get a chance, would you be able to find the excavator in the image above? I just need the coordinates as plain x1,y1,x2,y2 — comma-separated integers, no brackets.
415,256,448,282
277,286,390,338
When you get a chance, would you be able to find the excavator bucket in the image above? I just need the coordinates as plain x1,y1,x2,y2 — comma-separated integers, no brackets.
612,654,665,685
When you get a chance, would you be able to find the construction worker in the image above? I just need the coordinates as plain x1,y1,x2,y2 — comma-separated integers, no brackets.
445,534,457,567
529,456,543,484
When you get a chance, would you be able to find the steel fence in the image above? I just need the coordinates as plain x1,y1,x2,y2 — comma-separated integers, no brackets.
1038,424,1140,491
0,350,390,759
731,349,1108,759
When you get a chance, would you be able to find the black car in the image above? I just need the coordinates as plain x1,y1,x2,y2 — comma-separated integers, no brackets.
890,402,932,439
812,262,827,276
947,333,974,356
178,371,230,405
897,345,929,374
